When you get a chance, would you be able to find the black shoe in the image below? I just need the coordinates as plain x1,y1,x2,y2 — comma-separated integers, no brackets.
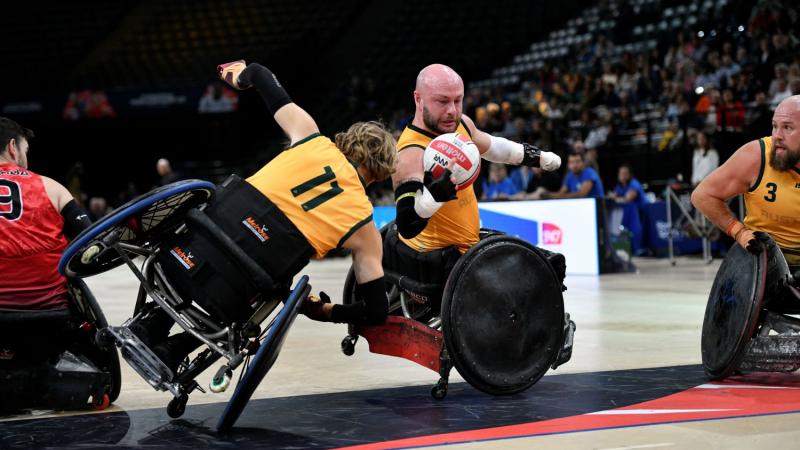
129,308,173,347
152,332,202,374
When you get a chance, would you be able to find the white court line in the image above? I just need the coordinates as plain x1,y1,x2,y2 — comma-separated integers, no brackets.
589,409,737,415
599,443,675,450
697,383,800,390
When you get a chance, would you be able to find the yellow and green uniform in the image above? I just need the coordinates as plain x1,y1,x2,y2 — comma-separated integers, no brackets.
744,136,800,265
397,120,479,254
247,133,373,259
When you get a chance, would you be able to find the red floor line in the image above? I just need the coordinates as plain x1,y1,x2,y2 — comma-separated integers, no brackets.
345,409,800,450
337,381,800,450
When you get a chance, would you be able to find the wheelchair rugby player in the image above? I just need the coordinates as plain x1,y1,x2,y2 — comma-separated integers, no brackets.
693,95,800,378
340,64,576,399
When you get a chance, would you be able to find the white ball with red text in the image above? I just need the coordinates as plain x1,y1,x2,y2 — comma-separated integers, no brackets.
423,132,481,191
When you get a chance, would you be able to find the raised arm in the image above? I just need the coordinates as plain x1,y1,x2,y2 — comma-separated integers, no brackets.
218,60,319,144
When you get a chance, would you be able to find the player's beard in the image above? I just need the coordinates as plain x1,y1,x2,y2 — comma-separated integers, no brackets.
769,144,800,171
422,106,453,135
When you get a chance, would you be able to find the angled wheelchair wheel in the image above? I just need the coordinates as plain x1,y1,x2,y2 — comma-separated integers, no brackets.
701,244,767,380
67,279,122,403
442,235,564,396
59,180,216,278
217,275,311,433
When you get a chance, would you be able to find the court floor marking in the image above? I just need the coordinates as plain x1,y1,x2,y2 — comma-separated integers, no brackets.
339,410,800,450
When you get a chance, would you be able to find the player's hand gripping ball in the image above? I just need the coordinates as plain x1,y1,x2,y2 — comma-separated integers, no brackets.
423,132,481,190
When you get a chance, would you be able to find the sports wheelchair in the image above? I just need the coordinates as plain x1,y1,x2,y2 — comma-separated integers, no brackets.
701,236,800,379
341,223,575,399
0,279,121,413
58,180,310,432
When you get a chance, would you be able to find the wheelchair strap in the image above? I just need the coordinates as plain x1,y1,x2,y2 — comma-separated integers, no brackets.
206,175,315,284
185,209,275,292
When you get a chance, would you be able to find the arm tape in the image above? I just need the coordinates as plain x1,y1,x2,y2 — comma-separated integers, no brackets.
394,180,429,239
239,63,292,115
414,186,443,218
483,135,524,164
60,199,92,240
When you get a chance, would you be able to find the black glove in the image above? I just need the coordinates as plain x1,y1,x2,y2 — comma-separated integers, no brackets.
300,291,332,322
521,143,542,167
424,168,457,202
745,231,771,255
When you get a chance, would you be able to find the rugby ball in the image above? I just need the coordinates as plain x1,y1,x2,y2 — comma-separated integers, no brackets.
423,132,481,190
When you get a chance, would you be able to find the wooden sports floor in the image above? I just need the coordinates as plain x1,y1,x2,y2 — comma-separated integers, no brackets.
3,256,800,449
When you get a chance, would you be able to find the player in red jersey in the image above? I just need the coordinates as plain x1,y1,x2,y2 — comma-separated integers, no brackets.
0,117,92,310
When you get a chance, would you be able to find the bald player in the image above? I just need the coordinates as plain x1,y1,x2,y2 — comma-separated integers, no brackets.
692,95,800,271
393,64,562,253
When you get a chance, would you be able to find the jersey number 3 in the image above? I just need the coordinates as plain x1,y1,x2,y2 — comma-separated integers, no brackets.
0,179,23,221
290,166,343,212
764,182,777,203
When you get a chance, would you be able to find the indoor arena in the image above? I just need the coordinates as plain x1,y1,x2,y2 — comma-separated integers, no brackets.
1,0,799,449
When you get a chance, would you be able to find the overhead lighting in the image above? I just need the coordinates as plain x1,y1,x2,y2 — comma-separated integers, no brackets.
698,30,705,38
695,86,705,95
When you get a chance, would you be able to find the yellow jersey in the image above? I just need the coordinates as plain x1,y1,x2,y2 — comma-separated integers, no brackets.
744,136,800,265
247,133,373,259
397,120,479,253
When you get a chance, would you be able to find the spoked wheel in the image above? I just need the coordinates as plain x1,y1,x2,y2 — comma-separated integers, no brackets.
217,276,311,433
59,180,216,278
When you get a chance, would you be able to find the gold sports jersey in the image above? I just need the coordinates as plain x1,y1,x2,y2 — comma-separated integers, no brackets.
247,133,373,259
397,119,479,253
744,136,800,265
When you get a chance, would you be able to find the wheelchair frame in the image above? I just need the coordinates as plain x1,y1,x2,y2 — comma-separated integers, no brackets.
0,278,121,412
341,224,575,399
59,180,310,431
702,241,800,379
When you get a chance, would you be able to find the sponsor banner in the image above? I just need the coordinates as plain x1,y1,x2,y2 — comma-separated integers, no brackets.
373,197,599,275
480,199,599,275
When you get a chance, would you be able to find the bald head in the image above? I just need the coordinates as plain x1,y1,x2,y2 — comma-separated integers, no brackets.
771,95,800,171
413,64,464,134
416,64,463,93
775,95,800,116
156,158,172,176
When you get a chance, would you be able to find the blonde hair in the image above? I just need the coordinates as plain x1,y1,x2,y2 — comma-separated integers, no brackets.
335,121,396,182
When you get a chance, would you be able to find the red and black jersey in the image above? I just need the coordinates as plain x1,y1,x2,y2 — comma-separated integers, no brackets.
0,162,69,310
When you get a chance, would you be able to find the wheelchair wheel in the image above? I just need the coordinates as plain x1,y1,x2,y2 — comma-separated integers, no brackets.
217,275,311,432
441,235,564,396
701,244,767,379
67,279,122,403
60,180,216,278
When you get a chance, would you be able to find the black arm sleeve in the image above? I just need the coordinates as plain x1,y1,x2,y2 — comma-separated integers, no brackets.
238,63,292,115
330,277,388,325
394,180,429,239
60,199,92,240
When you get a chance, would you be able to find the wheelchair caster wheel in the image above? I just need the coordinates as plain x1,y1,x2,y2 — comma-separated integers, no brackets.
95,328,116,350
431,383,447,400
93,393,110,411
167,393,188,418
210,369,232,393
341,335,357,356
